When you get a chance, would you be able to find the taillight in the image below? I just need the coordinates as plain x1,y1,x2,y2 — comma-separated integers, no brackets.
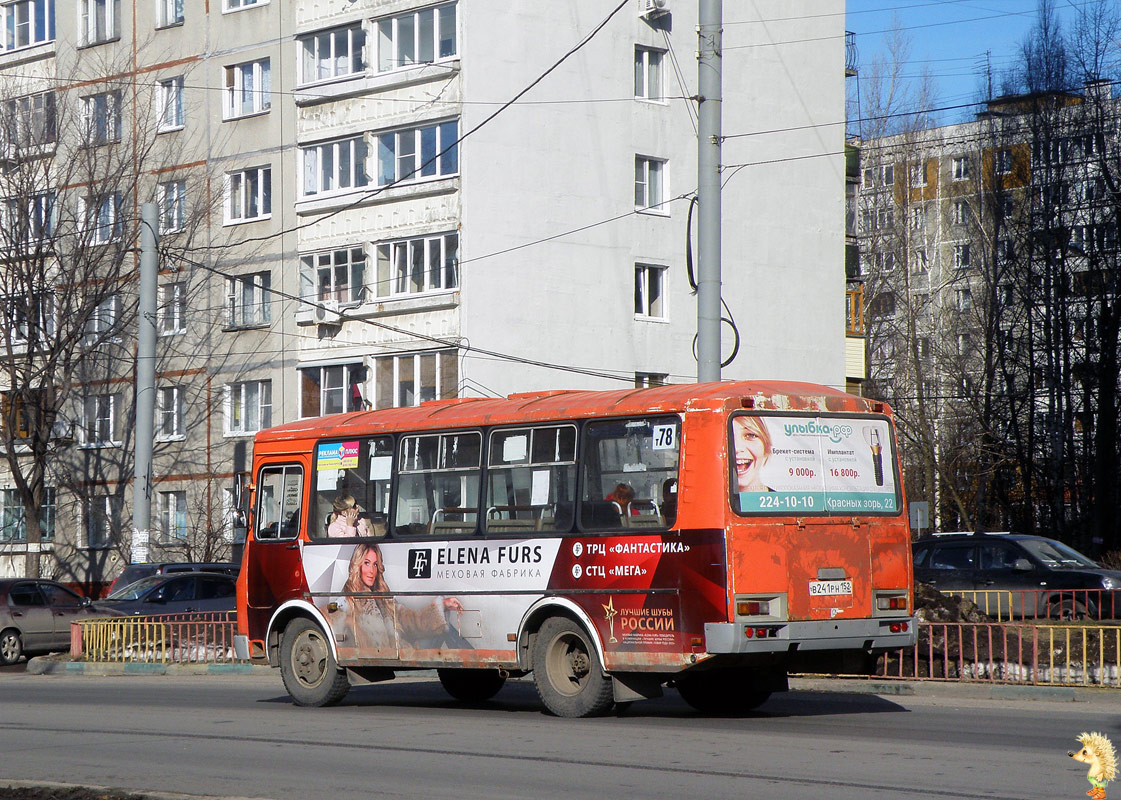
737,600,763,616
889,621,909,633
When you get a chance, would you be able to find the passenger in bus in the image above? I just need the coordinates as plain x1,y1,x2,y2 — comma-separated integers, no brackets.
327,543,464,651
661,478,678,526
605,483,639,516
327,495,377,538
732,416,774,492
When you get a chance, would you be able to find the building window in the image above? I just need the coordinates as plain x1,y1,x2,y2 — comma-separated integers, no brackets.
79,0,117,45
2,191,55,244
157,490,188,541
874,251,895,273
376,120,458,187
158,179,185,233
6,91,56,148
2,0,54,50
996,148,1013,174
84,293,120,343
951,200,971,225
225,166,271,223
374,351,457,409
0,487,54,542
300,136,369,197
634,46,664,100
908,162,926,188
376,3,457,73
957,288,973,311
299,23,365,84
157,76,184,130
224,58,270,119
951,156,969,181
157,385,183,440
635,156,666,211
158,281,186,335
909,206,924,230
300,247,366,305
953,242,971,269
82,394,117,446
998,238,1014,263
912,247,928,273
300,363,367,417
635,372,667,388
226,271,271,327
81,193,122,244
225,0,266,11
2,294,54,344
874,205,894,230
634,264,666,319
158,0,182,27
86,495,119,548
374,232,458,298
82,91,120,145
880,164,894,186
225,380,271,434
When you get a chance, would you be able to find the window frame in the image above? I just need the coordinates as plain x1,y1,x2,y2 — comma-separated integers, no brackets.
373,232,458,299
298,23,366,86
226,271,271,327
375,119,459,188
223,58,271,119
158,281,186,336
300,135,370,198
158,179,186,233
224,165,272,224
373,350,457,410
79,0,117,46
299,363,367,418
157,0,183,27
158,489,188,541
225,379,272,436
81,393,118,447
300,246,366,306
81,90,121,145
375,2,457,74
634,45,664,101
951,155,970,181
635,155,667,213
2,0,55,51
634,263,667,320
156,384,184,441
157,75,184,131
85,494,119,548
224,0,268,11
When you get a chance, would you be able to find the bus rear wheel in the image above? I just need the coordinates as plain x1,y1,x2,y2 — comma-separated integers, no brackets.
676,669,772,714
532,617,614,718
279,618,350,707
438,668,507,702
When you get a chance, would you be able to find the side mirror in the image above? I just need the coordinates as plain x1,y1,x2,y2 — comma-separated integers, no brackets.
232,472,251,528
80,597,92,608
1012,558,1033,571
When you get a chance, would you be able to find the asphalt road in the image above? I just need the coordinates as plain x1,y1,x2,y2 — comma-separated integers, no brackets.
0,670,1115,800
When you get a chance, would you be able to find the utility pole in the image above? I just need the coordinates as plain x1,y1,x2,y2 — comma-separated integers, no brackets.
132,202,158,564
697,0,723,382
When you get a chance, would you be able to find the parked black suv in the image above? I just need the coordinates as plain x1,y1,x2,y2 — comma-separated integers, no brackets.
912,533,1121,619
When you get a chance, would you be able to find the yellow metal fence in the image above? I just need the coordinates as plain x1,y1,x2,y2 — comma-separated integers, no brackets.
73,612,243,665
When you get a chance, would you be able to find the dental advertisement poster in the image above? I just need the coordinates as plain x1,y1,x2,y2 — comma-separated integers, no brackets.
732,414,899,514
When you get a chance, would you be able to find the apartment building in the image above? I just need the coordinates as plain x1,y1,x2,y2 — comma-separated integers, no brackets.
0,0,849,587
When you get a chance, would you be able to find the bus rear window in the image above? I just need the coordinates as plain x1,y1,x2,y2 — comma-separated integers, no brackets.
580,417,679,530
730,413,899,516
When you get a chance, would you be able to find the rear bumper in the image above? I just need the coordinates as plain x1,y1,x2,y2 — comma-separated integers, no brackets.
705,616,916,654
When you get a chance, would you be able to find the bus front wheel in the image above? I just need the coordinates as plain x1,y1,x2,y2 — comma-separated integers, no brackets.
532,617,614,718
438,668,506,702
279,618,350,707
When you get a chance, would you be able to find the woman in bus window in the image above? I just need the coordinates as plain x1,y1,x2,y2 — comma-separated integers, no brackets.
329,543,463,651
732,416,774,493
327,495,377,538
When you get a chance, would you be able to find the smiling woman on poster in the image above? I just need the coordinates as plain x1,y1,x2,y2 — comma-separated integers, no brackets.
329,543,463,651
732,416,774,493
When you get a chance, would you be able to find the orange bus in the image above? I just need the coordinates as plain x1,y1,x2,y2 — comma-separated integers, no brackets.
233,381,914,717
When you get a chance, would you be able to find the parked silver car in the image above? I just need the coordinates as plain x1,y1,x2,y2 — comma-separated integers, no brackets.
0,579,98,665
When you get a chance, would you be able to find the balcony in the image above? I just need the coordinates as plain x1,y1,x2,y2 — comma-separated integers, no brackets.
846,32,858,77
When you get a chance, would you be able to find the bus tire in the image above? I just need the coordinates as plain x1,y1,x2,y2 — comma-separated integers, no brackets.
279,618,350,707
532,616,613,718
438,668,506,702
676,669,771,714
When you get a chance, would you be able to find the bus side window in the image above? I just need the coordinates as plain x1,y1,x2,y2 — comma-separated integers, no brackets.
395,431,482,537
311,436,392,539
486,425,577,533
256,466,303,541
579,417,681,531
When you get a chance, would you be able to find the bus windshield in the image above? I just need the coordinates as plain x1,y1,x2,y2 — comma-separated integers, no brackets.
730,412,900,515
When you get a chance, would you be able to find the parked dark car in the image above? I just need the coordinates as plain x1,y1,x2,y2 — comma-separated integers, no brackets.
0,579,99,664
912,532,1121,619
93,572,237,617
105,562,240,597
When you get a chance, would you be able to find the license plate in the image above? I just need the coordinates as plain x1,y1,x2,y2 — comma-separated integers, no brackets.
809,580,852,597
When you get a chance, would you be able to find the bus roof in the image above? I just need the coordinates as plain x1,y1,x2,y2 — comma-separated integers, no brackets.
256,380,888,444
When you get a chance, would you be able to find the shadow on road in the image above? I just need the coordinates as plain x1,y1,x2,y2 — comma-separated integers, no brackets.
256,677,909,719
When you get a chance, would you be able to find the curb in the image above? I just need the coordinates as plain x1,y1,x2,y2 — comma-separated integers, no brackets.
26,657,264,677
788,675,1104,703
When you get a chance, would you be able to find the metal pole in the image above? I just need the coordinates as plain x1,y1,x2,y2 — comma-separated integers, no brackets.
132,203,158,564
697,0,723,382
